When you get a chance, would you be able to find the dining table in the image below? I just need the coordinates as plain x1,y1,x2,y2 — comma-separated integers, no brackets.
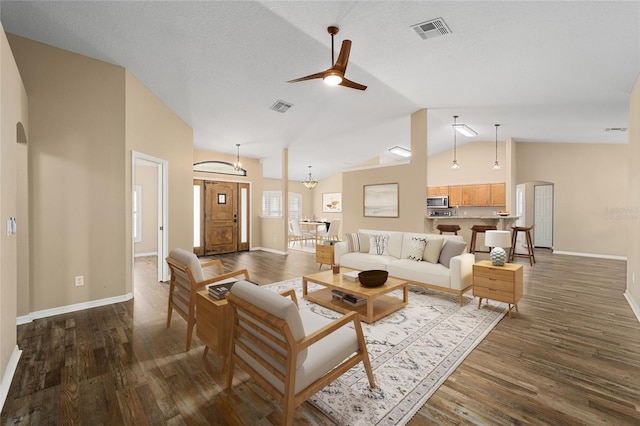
299,221,329,245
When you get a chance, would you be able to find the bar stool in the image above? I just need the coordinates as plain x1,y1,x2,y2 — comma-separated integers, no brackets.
436,224,461,235
469,225,497,254
510,225,536,266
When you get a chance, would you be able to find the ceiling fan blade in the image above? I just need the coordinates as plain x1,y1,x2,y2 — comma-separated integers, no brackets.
340,77,367,91
287,71,326,83
333,40,352,73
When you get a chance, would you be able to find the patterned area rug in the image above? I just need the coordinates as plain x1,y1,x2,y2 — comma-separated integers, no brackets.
262,278,507,426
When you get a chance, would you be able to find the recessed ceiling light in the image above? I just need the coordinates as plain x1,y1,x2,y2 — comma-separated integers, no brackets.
388,146,411,157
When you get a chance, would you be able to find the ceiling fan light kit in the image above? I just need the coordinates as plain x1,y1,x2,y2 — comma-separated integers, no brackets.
288,26,367,91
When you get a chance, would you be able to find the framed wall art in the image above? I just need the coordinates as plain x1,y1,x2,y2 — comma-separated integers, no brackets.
322,192,342,212
363,183,399,217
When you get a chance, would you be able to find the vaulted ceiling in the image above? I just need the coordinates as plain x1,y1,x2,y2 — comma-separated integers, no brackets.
2,1,638,180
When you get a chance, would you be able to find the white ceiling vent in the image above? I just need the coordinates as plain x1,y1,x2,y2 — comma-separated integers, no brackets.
604,127,627,132
411,18,451,40
269,100,293,113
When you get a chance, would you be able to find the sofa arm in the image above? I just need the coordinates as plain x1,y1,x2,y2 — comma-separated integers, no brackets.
334,241,349,263
449,253,475,291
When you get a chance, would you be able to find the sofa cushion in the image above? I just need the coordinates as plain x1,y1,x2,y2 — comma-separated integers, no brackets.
368,234,389,255
339,252,397,271
387,259,452,288
423,238,444,263
344,233,360,253
358,232,370,253
407,237,427,261
439,240,468,268
359,229,404,258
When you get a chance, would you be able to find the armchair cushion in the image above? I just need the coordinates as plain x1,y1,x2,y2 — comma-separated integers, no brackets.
168,248,205,282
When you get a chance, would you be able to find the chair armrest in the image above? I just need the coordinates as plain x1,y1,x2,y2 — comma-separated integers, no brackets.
199,268,250,288
201,259,224,275
280,289,299,308
297,311,362,350
449,253,475,290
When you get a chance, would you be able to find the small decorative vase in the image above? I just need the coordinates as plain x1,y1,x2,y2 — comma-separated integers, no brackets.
490,247,507,266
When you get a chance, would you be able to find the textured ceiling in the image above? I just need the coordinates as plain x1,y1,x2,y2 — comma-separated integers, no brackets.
1,1,639,181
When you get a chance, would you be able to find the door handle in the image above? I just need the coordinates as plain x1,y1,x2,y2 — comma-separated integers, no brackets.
233,213,237,223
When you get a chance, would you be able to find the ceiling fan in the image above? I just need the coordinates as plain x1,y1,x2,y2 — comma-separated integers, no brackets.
287,26,367,91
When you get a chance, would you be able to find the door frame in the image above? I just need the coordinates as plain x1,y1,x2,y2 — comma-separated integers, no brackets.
132,151,169,283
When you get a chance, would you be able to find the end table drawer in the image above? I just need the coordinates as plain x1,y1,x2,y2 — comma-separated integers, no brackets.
473,276,514,292
473,286,515,303
473,266,514,281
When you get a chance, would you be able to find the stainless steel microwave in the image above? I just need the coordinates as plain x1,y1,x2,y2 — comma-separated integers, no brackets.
427,196,449,209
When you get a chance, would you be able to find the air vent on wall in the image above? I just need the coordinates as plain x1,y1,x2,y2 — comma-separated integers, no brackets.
604,127,628,132
269,100,293,113
411,18,451,40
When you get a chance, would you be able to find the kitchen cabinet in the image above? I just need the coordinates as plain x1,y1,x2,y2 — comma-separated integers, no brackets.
448,185,462,206
474,184,491,206
427,186,449,197
491,183,506,206
461,185,474,206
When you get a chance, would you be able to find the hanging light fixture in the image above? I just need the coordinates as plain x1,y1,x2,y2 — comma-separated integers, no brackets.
233,143,242,171
493,124,501,170
302,165,318,189
451,116,460,170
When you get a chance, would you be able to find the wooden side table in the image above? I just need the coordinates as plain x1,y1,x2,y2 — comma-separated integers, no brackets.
473,260,523,318
316,243,334,269
196,289,231,372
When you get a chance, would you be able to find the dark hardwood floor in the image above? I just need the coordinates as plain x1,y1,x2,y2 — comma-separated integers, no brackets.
2,248,640,425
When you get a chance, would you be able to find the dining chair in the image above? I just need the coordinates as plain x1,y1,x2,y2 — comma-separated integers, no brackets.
319,219,340,242
289,219,313,247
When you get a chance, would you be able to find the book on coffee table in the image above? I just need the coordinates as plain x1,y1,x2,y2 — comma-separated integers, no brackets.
207,281,236,300
342,270,360,282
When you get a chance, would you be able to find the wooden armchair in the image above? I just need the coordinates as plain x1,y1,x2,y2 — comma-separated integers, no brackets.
165,248,250,351
225,280,375,426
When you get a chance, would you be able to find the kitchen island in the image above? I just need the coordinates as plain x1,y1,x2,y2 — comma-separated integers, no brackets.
425,215,520,254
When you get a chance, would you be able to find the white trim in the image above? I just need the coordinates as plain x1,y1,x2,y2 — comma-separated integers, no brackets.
134,251,157,257
624,291,640,323
252,246,288,256
16,293,133,325
552,250,627,261
0,346,22,412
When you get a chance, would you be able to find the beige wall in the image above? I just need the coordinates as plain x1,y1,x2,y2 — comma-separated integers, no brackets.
516,142,627,257
312,172,343,236
8,35,128,311
342,109,427,234
134,164,158,255
627,73,640,309
1,24,28,396
125,72,194,289
427,141,508,187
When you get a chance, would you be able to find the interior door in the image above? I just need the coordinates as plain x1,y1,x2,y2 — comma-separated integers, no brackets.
534,184,553,248
204,181,238,255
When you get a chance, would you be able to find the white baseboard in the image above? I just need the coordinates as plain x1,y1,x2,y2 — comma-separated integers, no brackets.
134,251,157,257
251,246,288,256
553,250,627,261
624,291,640,323
0,345,22,412
16,293,134,325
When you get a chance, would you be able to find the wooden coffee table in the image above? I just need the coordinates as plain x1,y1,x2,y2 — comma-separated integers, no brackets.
302,268,408,323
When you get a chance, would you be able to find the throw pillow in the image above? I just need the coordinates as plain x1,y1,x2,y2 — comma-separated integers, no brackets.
438,240,468,268
358,232,370,253
423,238,444,263
368,234,390,256
407,237,427,261
344,233,360,253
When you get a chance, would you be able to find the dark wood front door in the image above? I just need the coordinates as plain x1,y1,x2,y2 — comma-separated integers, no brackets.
204,181,238,255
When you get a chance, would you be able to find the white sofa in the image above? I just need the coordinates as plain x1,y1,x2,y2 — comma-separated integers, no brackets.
334,229,475,304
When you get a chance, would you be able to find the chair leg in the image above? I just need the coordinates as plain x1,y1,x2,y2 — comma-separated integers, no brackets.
525,230,536,265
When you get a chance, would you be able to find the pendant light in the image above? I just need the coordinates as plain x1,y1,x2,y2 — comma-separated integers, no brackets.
233,143,242,171
492,124,501,170
302,165,318,189
451,116,460,170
